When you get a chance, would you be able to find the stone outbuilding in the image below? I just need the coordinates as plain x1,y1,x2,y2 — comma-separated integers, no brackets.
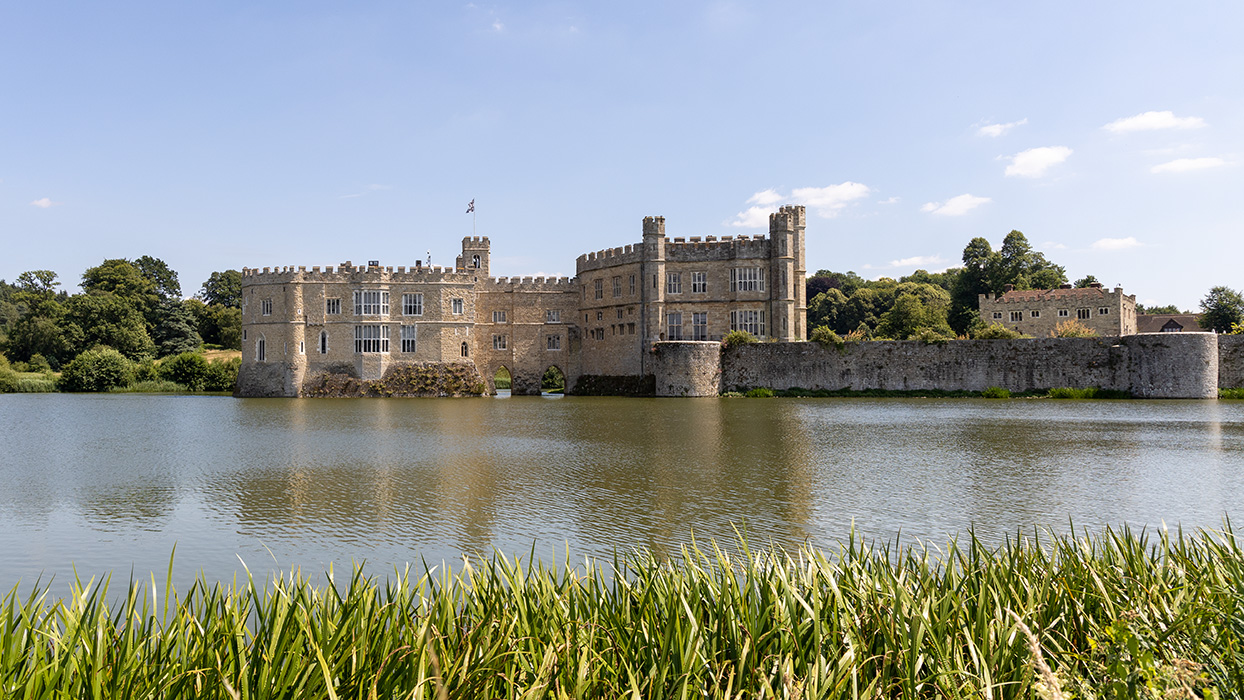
979,283,1137,337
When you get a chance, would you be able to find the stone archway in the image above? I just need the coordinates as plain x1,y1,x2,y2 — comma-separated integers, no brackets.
493,366,512,394
541,365,565,394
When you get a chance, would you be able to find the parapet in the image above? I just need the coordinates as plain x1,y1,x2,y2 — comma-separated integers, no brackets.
241,264,477,286
481,275,578,292
768,205,806,233
576,243,644,273
461,236,490,247
642,216,666,238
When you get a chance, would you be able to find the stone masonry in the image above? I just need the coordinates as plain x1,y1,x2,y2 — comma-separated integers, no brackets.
237,206,808,397
979,283,1137,337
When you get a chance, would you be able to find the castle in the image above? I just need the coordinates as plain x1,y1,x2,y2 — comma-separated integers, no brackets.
236,206,808,396
978,283,1137,337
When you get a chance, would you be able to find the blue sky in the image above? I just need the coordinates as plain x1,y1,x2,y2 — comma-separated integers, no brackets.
2,1,1241,311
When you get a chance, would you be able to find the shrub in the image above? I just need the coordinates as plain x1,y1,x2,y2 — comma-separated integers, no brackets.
113,380,188,393
133,358,160,383
0,369,19,393
913,327,954,344
981,386,1011,398
809,325,844,350
1220,388,1244,399
1046,387,1129,399
721,330,758,349
744,387,775,398
974,323,1024,340
843,327,869,343
60,347,135,392
14,376,57,392
203,357,240,392
159,352,210,391
1051,319,1097,338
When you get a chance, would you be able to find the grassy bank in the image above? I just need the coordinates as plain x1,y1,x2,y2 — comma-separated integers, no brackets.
724,386,1133,399
2,526,1240,698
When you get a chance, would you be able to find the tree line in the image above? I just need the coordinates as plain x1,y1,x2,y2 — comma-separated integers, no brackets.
805,230,1243,340
0,258,242,371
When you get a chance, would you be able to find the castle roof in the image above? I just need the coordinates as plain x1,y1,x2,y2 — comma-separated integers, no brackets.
991,285,1114,303
1136,313,1206,334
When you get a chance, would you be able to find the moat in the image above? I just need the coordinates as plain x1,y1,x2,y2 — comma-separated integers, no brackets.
2,393,1243,591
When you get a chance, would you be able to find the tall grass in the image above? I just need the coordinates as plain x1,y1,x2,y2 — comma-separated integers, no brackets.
1,525,1240,698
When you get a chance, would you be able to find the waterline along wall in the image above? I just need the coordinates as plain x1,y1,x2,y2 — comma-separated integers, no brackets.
654,333,1224,398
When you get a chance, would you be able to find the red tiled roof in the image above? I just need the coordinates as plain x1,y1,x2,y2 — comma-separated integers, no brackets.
1136,314,1206,334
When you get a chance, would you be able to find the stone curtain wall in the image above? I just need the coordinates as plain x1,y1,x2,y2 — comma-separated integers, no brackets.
652,342,722,397
1220,335,1244,389
711,333,1219,399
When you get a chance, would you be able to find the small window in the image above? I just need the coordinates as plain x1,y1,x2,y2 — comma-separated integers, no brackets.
993,312,1003,320
401,325,417,353
731,268,764,292
612,277,622,297
628,323,636,335
461,342,469,357
493,310,507,323
547,334,561,350
667,312,683,340
402,293,423,316
256,337,266,361
1058,309,1069,317
326,298,341,315
472,254,481,268
667,272,682,294
299,341,304,354
1010,311,1023,323
628,275,636,295
1078,308,1091,320
319,331,328,354
691,272,706,294
546,309,560,323
353,290,389,316
261,299,272,316
1030,310,1040,318
596,311,603,321
242,329,248,341
451,298,464,315
493,334,507,350
692,312,707,340
1098,307,1109,315
616,308,623,319
594,279,603,300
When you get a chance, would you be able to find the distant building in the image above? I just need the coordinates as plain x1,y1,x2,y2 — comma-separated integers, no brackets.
978,283,1137,336
1136,313,1207,334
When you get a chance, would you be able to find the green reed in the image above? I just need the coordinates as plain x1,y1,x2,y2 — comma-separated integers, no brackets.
2,525,1241,698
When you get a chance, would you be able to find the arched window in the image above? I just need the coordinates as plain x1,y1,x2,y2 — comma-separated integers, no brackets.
472,254,481,268
319,331,328,354
256,337,266,362
461,341,469,357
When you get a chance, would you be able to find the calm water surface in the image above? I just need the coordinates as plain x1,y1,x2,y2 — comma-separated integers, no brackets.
1,394,1242,591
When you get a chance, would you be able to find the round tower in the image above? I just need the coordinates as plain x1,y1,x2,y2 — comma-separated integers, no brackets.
641,216,667,347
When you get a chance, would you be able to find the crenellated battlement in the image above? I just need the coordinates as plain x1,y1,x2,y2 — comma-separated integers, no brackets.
576,244,644,272
240,264,476,286
481,275,577,291
768,205,806,233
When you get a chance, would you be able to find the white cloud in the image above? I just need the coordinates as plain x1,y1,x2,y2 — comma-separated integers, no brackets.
747,188,783,206
30,197,56,208
1005,146,1072,177
1091,237,1142,251
878,196,900,205
1150,157,1227,174
492,20,504,31
728,182,871,227
920,193,990,216
1042,241,1067,250
1104,110,1206,134
890,255,947,268
977,118,1027,137
791,182,871,217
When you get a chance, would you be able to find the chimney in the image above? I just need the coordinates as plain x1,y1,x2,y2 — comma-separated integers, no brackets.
1059,283,1072,289
1089,282,1103,288
1003,284,1014,292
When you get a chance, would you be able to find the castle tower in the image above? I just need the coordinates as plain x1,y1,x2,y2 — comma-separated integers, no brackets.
456,236,490,277
641,216,667,347
769,205,806,341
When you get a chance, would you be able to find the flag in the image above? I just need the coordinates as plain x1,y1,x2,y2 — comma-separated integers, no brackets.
466,199,475,214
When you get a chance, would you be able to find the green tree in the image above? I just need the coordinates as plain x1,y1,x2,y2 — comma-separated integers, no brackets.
985,231,1067,294
133,255,182,301
806,288,847,335
949,237,993,335
66,292,155,360
900,268,961,292
81,259,160,327
14,270,60,301
876,290,953,340
60,346,135,392
1199,286,1244,333
2,299,82,368
198,270,243,308
160,352,210,391
1074,275,1100,288
151,299,202,357
1136,303,1181,315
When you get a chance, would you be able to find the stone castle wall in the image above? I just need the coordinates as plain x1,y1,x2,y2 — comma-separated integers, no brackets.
703,333,1220,399
1220,335,1244,389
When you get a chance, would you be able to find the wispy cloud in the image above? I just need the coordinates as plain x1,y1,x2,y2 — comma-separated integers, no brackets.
728,182,871,227
1005,146,1072,177
921,194,990,216
1042,241,1067,250
976,118,1027,137
30,197,57,208
878,196,900,205
1091,237,1142,251
1104,110,1206,134
1150,157,1227,174
863,254,949,271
